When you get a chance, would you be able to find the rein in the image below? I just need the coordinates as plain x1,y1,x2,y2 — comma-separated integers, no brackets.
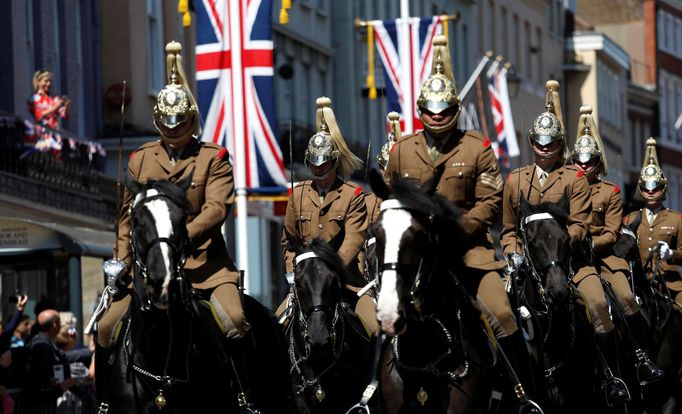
288,251,347,397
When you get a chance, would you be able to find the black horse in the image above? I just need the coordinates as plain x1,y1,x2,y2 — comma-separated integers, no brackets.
95,176,293,413
513,195,598,411
369,171,496,414
283,232,375,414
614,215,682,413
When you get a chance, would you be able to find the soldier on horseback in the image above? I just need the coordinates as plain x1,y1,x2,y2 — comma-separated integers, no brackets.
278,97,378,336
92,41,247,348
501,80,630,406
571,107,664,386
384,35,540,412
624,138,682,312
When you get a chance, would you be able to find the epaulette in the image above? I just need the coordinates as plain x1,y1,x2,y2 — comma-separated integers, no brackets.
461,130,489,146
343,180,363,197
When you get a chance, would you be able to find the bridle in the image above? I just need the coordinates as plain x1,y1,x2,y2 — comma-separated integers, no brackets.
288,250,346,399
518,211,576,378
378,199,469,381
126,190,192,408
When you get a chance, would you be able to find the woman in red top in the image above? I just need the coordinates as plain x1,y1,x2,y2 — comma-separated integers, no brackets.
28,70,69,130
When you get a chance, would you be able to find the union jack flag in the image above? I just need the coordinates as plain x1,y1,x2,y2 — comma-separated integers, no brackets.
195,0,287,189
372,16,446,132
486,62,519,164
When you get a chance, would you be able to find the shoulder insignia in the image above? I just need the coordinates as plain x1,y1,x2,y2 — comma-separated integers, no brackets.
577,170,585,178
613,185,620,194
217,147,228,160
129,151,136,161
482,138,491,148
480,172,503,191
354,186,363,197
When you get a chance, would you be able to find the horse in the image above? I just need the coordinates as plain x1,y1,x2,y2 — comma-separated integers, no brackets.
95,175,294,413
282,231,376,414
614,215,682,413
369,170,497,414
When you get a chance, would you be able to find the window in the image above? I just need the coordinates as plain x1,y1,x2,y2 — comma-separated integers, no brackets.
525,21,531,79
462,24,469,80
489,0,496,52
535,27,542,83
667,14,674,52
147,0,164,95
661,77,668,139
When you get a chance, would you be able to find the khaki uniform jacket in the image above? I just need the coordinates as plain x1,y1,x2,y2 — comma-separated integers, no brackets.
589,180,629,272
117,139,238,290
282,178,368,275
385,129,503,271
625,208,682,291
502,164,591,257
364,192,382,226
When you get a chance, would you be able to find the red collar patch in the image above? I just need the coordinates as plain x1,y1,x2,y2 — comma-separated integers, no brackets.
217,147,228,160
482,138,491,148
613,185,620,194
354,186,363,197
577,170,585,178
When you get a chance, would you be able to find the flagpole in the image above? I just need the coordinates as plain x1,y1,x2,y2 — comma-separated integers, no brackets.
229,0,250,292
458,51,493,101
400,0,413,134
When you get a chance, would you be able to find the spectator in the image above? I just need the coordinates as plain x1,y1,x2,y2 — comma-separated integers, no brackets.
0,295,28,354
28,70,69,130
29,298,57,342
27,309,92,408
10,316,30,349
55,312,77,352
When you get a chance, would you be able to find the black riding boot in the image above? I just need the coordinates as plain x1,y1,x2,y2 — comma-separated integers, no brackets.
498,330,544,414
596,331,630,407
625,313,665,385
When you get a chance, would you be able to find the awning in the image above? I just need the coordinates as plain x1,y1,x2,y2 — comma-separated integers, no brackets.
0,217,114,257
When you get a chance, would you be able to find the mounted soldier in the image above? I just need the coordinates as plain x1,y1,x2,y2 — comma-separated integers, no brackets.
365,111,401,226
501,80,630,406
572,107,664,386
384,35,539,411
92,41,246,348
278,97,378,336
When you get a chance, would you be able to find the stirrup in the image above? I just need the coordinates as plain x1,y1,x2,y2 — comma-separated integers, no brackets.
514,383,545,414
601,371,631,408
237,392,261,414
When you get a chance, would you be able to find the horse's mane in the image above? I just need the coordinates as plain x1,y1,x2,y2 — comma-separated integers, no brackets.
525,198,569,226
306,238,365,287
143,179,192,214
390,178,467,257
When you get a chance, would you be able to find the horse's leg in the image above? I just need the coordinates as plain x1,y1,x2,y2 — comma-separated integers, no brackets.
380,347,404,414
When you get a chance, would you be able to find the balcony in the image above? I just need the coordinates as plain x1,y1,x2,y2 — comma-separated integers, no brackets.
0,114,116,228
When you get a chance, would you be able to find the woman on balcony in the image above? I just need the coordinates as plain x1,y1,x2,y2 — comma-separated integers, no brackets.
28,70,70,131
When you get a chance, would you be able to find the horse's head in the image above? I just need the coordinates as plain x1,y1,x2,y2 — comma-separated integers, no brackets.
613,213,641,262
286,229,351,357
369,170,465,336
126,173,192,310
519,194,571,305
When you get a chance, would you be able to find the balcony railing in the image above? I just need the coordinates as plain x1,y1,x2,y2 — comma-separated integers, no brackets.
0,114,116,224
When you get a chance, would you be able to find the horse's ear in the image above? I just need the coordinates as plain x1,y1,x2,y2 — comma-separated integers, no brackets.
519,194,531,216
284,227,302,253
328,226,345,252
175,169,194,193
369,168,390,201
125,172,144,196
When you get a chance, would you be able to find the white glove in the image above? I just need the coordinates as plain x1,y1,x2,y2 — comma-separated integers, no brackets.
507,253,525,270
285,272,295,285
657,241,673,261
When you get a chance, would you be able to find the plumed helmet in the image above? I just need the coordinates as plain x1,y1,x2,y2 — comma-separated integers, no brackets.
377,111,401,171
638,138,667,199
528,80,570,162
153,41,200,140
572,105,608,177
416,35,461,134
304,97,363,178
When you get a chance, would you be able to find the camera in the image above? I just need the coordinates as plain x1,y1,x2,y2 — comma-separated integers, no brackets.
8,289,20,304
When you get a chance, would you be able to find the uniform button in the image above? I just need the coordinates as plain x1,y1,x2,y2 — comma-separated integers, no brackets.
649,228,653,232
404,173,409,177
190,182,196,188
300,215,304,219
458,171,463,176
539,192,544,198
648,237,653,241
436,186,440,190
318,224,323,229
